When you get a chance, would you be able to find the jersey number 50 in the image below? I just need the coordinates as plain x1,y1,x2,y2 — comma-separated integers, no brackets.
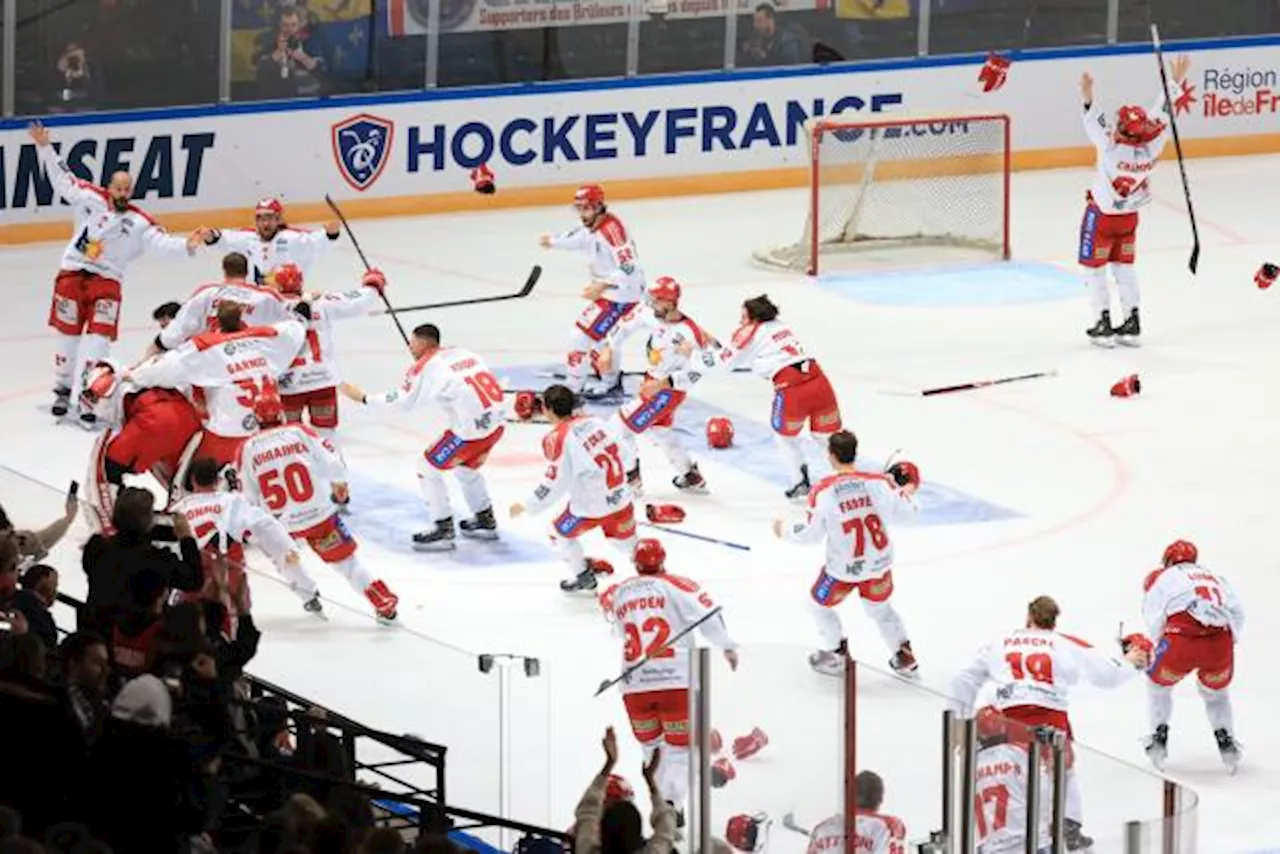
258,462,315,511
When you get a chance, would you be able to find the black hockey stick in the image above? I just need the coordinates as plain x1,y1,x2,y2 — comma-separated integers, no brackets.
594,606,723,697
385,266,542,314
637,521,751,552
323,194,413,349
781,814,811,836
917,370,1056,397
1150,24,1200,275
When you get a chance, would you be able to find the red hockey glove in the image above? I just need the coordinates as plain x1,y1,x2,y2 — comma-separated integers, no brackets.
887,461,920,488
645,503,686,524
1255,262,1278,290
362,269,387,294
978,52,1011,93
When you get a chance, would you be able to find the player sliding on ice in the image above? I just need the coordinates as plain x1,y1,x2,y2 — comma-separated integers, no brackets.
1079,54,1190,347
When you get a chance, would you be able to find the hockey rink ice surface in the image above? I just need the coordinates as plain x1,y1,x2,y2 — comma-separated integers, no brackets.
3,154,1279,852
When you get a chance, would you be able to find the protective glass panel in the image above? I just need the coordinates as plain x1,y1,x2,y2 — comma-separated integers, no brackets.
735,0,916,68
1119,0,1280,41
638,11,726,75
926,0,1109,55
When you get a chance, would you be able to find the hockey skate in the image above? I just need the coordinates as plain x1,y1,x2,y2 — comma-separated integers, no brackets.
51,387,71,418
672,465,708,494
889,642,919,678
365,580,399,623
1144,724,1169,771
1215,728,1242,774
303,594,326,619
331,482,351,515
78,410,99,430
808,648,845,677
459,507,499,541
413,517,457,552
1064,819,1093,851
1086,311,1116,347
627,464,644,497
1114,308,1141,347
559,558,612,593
784,464,811,502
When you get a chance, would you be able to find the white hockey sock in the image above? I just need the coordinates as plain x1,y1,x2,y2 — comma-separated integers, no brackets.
565,330,593,393
659,745,690,807
553,533,587,580
1084,266,1111,317
774,433,808,484
329,555,374,594
1147,682,1174,729
651,426,693,474
808,599,845,650
415,456,453,522
453,466,493,515
53,333,78,390
862,598,909,652
278,556,320,601
1198,684,1234,732
1064,767,1083,824
1112,263,1140,316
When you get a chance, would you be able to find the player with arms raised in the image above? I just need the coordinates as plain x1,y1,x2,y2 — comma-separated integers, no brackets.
29,122,207,424
949,596,1151,851
539,184,646,395
970,706,1052,854
1140,539,1244,773
340,323,505,551
1078,56,1190,347
510,385,638,593
774,431,922,678
788,771,906,854
204,198,340,287
236,391,400,621
599,538,737,815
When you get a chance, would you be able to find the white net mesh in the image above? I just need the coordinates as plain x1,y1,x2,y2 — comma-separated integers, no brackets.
754,114,1011,274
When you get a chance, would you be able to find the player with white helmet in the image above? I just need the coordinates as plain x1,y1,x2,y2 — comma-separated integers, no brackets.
1140,539,1244,773
971,706,1053,854
510,385,638,593
949,596,1152,851
1078,56,1190,347
594,275,721,494
773,430,922,679
539,184,646,395
205,197,341,288
597,538,738,813
340,322,506,551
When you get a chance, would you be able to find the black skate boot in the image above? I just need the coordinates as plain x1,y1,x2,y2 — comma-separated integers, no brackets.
1215,728,1242,774
303,594,325,618
1086,310,1116,348
51,386,71,418
413,517,457,552
889,641,919,678
1144,724,1169,771
78,410,98,429
672,465,708,494
1064,819,1093,851
784,464,811,501
459,507,499,541
627,463,643,497
1115,308,1141,347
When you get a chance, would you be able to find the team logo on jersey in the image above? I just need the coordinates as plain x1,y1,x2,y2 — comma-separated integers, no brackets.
331,113,395,192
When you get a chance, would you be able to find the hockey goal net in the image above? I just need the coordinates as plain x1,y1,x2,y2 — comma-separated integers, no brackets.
753,113,1012,275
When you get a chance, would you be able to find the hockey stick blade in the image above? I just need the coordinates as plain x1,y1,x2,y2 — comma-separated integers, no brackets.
638,521,751,552
1150,24,1201,275
781,813,811,836
920,370,1056,397
595,607,724,696
386,266,542,314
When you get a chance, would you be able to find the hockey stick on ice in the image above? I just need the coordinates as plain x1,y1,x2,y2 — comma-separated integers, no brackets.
595,606,724,697
323,194,413,350
385,266,542,314
637,521,751,552
781,813,811,836
1150,24,1201,275
916,370,1057,397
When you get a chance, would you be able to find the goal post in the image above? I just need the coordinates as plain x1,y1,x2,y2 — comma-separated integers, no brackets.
753,113,1012,276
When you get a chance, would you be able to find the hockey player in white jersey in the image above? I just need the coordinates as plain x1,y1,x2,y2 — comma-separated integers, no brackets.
340,322,505,551
594,275,720,494
972,706,1052,854
1140,539,1244,773
539,184,646,395
949,596,1151,851
204,197,340,287
788,771,906,854
29,122,208,424
510,384,638,593
598,538,737,812
1078,55,1190,346
236,391,399,621
774,430,922,678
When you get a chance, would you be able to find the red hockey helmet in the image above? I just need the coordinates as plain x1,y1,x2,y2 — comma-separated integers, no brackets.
253,387,285,427
574,183,605,210
604,774,634,803
513,390,538,421
725,814,769,853
975,705,1008,742
706,416,734,449
634,538,666,575
79,360,121,419
1162,539,1198,567
255,197,285,218
272,263,304,296
1115,105,1164,144
648,276,682,306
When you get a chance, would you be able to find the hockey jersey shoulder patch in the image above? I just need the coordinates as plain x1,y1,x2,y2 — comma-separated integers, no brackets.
730,322,758,350
659,573,701,595
542,422,572,461
595,215,629,248
1142,567,1166,593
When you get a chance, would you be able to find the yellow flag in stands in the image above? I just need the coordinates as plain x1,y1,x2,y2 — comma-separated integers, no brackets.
836,0,909,18
306,0,372,21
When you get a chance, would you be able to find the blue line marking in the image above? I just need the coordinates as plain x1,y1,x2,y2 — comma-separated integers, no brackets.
818,261,1081,308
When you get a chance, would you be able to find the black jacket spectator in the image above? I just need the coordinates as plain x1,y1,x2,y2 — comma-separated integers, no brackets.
12,564,58,651
741,4,807,66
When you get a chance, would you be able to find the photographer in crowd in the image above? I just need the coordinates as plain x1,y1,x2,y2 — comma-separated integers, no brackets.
255,4,327,99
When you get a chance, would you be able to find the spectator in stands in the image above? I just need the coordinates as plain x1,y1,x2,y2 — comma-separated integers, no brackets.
0,489,79,569
50,40,103,111
0,631,68,836
12,564,58,651
59,631,111,750
109,568,169,682
574,727,675,854
0,535,30,639
254,4,327,99
362,827,408,854
741,4,807,66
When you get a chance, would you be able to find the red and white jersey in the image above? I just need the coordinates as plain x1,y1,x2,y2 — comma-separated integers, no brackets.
1082,91,1172,214
523,416,636,519
170,488,296,566
236,423,346,534
280,286,381,395
365,346,504,441
549,213,645,304
158,280,293,350
784,470,917,583
608,308,719,390
714,320,811,382
130,321,307,438
806,811,906,854
214,226,335,286
37,144,194,280
1142,561,1244,640
600,572,734,695
974,743,1050,854
950,628,1137,716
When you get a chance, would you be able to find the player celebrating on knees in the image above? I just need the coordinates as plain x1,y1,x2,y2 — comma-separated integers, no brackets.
600,538,737,816
794,771,907,854
236,390,399,621
773,431,922,678
1079,55,1190,347
949,596,1151,851
204,197,340,287
28,121,208,424
340,323,505,551
539,184,646,395
971,706,1052,854
510,385,638,593
595,275,720,494
1140,539,1244,773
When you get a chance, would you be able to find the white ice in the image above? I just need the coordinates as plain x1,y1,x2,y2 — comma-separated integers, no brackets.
2,152,1279,853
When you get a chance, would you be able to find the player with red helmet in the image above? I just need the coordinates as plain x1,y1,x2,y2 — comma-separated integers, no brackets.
595,275,722,494
1140,539,1244,773
539,184,646,395
971,706,1053,854
597,538,738,816
204,197,341,288
1078,56,1190,347
235,389,400,621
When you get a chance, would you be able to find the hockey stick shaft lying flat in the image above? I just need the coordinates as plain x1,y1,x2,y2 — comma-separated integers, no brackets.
638,521,751,551
386,266,542,314
921,370,1056,397
1151,24,1201,275
324,194,412,350
596,606,724,697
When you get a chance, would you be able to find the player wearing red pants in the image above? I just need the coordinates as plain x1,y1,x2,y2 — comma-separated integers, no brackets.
1140,539,1245,773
